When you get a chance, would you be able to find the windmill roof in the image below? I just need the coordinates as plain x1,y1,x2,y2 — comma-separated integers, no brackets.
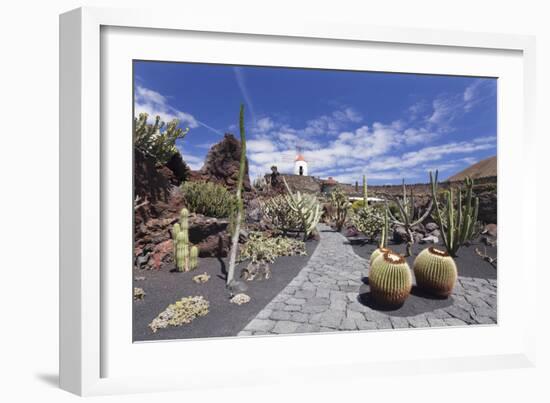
295,154,306,162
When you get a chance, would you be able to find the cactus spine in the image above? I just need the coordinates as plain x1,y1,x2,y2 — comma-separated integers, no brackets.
429,170,479,257
226,104,247,286
283,177,322,241
387,177,433,257
413,247,457,297
173,208,198,272
369,251,412,307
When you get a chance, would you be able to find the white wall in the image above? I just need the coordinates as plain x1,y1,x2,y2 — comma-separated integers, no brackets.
0,0,548,402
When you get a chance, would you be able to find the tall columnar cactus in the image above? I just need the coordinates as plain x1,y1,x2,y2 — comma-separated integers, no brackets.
369,251,412,307
387,177,433,257
330,187,351,231
429,170,479,257
189,246,199,271
362,174,368,208
172,208,198,272
226,104,247,286
283,177,322,241
379,204,389,248
413,247,457,297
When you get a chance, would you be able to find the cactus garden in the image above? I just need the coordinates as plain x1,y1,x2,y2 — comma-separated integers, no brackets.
133,61,497,341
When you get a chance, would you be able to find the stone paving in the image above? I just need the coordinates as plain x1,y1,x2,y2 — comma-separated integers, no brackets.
238,224,497,336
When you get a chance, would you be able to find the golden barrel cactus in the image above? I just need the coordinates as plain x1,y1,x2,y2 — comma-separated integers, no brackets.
369,247,392,267
413,247,457,297
369,251,412,307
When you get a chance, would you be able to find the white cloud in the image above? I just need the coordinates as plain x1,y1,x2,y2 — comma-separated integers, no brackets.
179,152,204,170
233,67,257,123
135,85,199,128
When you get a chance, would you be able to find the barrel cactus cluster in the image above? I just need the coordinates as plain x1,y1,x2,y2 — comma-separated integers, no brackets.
413,247,457,297
172,208,199,272
368,244,458,306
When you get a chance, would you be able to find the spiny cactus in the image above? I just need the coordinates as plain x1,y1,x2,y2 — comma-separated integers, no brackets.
413,247,457,297
369,251,412,307
429,170,479,257
173,208,198,272
379,204,390,248
134,112,189,164
369,246,392,267
190,246,199,271
283,177,322,241
260,194,302,235
330,187,351,231
387,177,433,257
227,104,247,286
362,174,368,207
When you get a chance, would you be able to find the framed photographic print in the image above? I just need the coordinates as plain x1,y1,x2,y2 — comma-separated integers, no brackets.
60,6,537,396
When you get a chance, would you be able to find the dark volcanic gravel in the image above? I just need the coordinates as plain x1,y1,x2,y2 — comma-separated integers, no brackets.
133,240,319,342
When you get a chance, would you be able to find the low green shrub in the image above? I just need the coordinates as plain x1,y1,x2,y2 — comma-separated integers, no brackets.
181,181,237,218
260,195,302,234
239,232,306,264
352,200,366,211
351,205,385,241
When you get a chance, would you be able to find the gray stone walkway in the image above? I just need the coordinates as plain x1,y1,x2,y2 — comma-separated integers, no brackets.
238,224,497,336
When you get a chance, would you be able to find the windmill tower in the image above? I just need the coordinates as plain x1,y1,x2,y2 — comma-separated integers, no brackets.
294,152,308,176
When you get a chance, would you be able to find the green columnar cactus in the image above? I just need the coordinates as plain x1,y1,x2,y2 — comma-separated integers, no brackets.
369,251,412,307
429,170,479,257
227,104,247,286
173,208,199,272
413,247,457,297
379,204,389,248
176,231,189,272
387,177,433,257
330,187,351,231
369,247,392,267
189,246,199,271
362,174,368,207
283,177,322,241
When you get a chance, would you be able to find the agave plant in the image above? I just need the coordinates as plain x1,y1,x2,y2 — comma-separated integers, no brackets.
283,177,322,241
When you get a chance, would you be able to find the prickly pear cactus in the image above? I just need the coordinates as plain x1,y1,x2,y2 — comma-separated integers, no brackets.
369,251,412,307
413,247,457,297
369,247,392,267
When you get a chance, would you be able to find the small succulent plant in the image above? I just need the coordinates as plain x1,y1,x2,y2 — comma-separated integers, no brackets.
413,246,457,297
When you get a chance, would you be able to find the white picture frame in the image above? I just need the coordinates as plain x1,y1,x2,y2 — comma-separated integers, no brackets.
60,6,537,396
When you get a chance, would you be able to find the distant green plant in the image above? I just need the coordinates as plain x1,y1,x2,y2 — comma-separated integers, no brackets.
283,177,322,241
134,112,189,164
351,204,385,242
260,194,302,235
330,187,351,231
239,232,306,264
351,200,366,211
181,181,237,218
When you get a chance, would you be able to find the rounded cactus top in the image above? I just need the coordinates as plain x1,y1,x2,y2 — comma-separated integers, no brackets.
427,246,450,257
180,208,189,216
381,251,406,265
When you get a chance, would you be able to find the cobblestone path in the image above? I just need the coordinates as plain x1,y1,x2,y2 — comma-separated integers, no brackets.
238,224,497,336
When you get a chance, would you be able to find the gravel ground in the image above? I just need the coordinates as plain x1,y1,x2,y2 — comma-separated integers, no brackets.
133,239,319,342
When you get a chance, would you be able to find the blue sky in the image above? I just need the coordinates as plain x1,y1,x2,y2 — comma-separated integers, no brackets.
134,61,497,185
